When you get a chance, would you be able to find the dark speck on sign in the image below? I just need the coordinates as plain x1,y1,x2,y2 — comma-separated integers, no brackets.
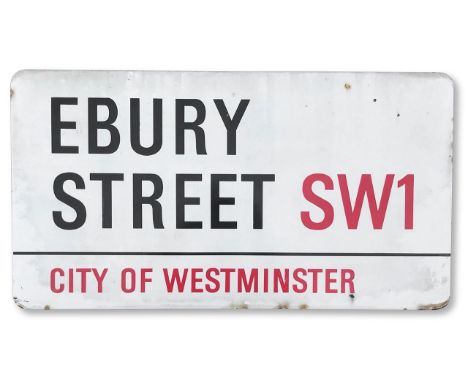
373,98,377,102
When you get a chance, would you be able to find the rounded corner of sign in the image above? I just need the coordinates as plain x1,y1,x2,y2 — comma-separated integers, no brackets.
12,296,52,311
440,296,451,311
435,72,455,92
12,295,28,310
434,296,451,311
10,69,29,87
417,296,451,311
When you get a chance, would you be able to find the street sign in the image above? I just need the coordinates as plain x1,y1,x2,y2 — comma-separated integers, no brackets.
11,71,453,309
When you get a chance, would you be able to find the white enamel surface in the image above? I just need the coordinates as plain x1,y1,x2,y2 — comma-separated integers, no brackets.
11,71,453,309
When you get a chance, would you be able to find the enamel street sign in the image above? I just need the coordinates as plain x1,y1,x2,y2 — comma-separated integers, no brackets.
11,71,453,310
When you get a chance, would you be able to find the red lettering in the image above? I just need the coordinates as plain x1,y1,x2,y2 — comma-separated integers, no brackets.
206,268,220,293
163,268,188,292
92,268,107,293
325,269,338,293
238,269,258,292
68,268,74,293
50,268,65,293
308,268,322,293
301,173,334,230
263,268,269,292
220,268,235,292
76,268,91,293
341,269,355,293
121,268,136,293
398,174,414,229
273,269,289,293
292,268,307,293
191,268,204,292
338,174,394,229
140,268,152,292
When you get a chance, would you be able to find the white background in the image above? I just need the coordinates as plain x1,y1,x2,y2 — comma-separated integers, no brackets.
0,0,464,380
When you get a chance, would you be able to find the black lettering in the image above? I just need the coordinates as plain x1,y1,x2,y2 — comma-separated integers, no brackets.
241,174,275,229
90,173,124,228
88,98,120,154
211,174,237,229
51,98,78,154
176,174,202,228
53,172,86,229
214,99,250,155
130,98,163,156
133,173,164,228
175,99,207,155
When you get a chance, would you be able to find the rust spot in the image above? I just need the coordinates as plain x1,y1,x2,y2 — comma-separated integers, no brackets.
344,83,351,90
10,88,14,98
298,304,309,310
13,297,25,309
277,303,289,309
417,299,449,310
230,302,248,310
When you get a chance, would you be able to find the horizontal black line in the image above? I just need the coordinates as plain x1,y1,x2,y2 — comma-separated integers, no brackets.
12,251,451,257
